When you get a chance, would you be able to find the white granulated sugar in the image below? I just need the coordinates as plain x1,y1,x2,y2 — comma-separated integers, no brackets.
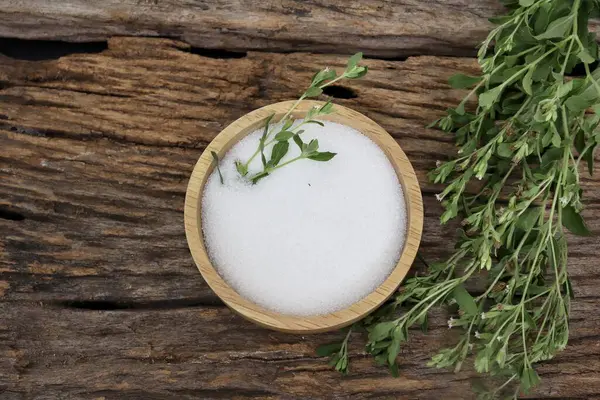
201,119,407,316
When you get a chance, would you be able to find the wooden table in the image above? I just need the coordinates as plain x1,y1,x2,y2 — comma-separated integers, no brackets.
1,2,599,399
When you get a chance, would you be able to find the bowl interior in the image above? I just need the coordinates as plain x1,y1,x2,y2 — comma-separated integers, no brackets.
184,100,423,333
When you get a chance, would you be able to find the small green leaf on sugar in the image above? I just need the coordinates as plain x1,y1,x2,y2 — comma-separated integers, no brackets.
306,139,319,153
305,120,325,127
234,160,248,177
274,131,295,141
448,73,482,89
308,152,337,161
210,151,224,184
292,133,304,151
269,141,289,166
282,118,294,131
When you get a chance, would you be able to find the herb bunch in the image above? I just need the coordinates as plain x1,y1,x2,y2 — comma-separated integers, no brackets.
319,0,599,396
234,53,368,184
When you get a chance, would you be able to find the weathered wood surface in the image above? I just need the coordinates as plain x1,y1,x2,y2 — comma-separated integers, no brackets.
1,37,600,399
0,0,504,58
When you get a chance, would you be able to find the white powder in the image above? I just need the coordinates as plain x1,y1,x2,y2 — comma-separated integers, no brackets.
201,120,407,316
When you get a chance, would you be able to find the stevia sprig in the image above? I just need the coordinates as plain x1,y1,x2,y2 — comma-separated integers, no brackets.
236,53,368,182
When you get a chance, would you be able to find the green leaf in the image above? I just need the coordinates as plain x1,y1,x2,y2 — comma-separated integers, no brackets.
448,74,482,89
234,160,248,177
541,147,563,168
316,342,342,357
522,68,533,95
585,143,596,175
520,366,541,393
274,130,295,141
551,131,561,147
389,363,400,377
535,15,573,40
387,326,404,365
319,101,334,114
548,233,566,270
306,139,319,153
577,48,596,64
292,134,304,151
269,141,289,167
542,129,554,147
368,321,395,342
562,205,591,236
497,143,513,158
345,66,368,79
311,69,337,86
565,92,597,112
210,151,224,184
575,130,586,153
556,80,573,98
347,52,363,71
304,120,325,127
308,151,337,161
304,86,323,98
533,4,551,35
517,207,541,230
451,284,478,315
478,86,503,109
260,113,275,167
519,0,534,6
282,118,294,131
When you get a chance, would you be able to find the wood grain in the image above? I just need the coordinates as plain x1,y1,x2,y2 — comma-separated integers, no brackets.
0,0,506,58
1,37,600,398
184,100,423,333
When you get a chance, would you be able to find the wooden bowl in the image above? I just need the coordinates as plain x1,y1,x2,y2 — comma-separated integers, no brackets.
184,100,423,333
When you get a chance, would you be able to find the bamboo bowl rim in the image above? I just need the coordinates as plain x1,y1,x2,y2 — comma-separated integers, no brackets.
184,100,423,333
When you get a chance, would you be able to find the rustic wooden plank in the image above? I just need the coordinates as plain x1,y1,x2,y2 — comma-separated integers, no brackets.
1,37,599,302
1,301,600,399
1,37,600,398
0,0,508,58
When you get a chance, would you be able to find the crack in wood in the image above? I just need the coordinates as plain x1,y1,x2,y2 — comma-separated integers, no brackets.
0,38,108,61
56,297,223,311
0,206,25,221
322,85,358,99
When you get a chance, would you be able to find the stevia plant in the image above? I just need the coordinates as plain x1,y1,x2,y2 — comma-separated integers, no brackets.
211,53,368,185
318,0,600,397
